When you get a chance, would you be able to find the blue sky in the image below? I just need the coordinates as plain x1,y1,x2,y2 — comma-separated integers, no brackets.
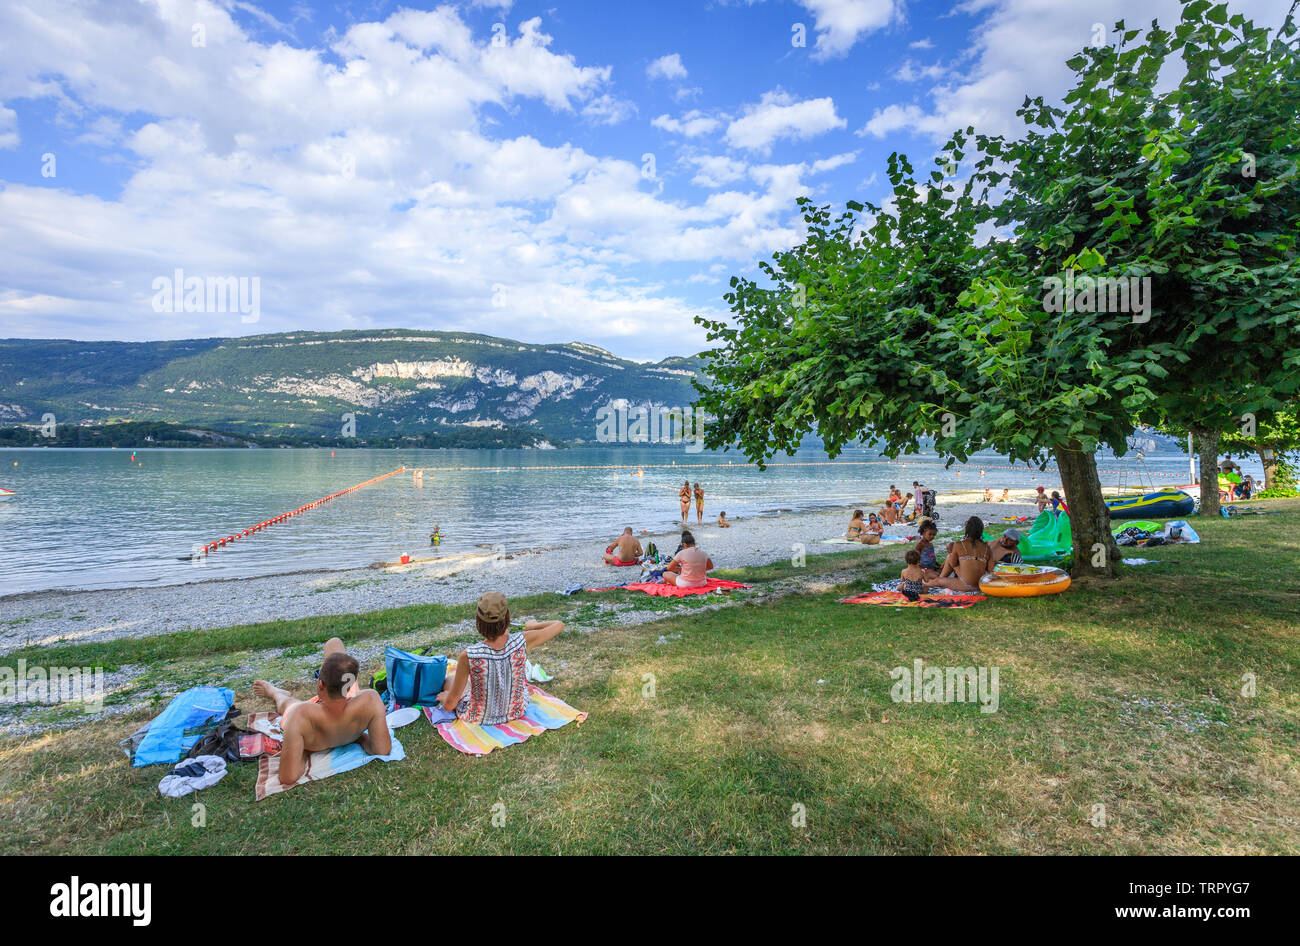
0,0,1293,359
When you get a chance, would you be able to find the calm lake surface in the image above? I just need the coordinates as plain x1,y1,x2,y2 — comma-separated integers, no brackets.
0,444,1228,595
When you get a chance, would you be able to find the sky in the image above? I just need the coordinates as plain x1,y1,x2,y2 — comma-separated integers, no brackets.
0,0,1294,361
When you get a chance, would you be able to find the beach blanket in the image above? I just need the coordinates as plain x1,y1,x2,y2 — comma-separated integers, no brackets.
820,535,907,544
588,577,749,597
253,712,405,800
425,685,586,757
871,579,969,597
840,590,985,609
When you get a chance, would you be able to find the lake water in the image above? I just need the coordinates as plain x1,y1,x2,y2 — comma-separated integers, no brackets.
0,444,1236,595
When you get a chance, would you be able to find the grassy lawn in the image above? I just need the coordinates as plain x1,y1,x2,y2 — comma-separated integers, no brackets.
2,503,1298,855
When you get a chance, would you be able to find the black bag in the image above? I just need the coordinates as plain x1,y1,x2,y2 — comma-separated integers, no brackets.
186,721,244,764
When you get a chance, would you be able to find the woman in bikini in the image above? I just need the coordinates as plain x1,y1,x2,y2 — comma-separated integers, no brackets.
679,481,691,523
846,509,868,541
926,516,991,592
693,482,704,524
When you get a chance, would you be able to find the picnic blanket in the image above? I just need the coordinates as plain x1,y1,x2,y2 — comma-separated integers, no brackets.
425,684,586,756
253,711,405,800
588,577,749,597
840,590,985,609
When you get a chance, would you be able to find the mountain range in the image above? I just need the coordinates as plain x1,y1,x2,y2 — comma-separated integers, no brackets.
0,330,707,444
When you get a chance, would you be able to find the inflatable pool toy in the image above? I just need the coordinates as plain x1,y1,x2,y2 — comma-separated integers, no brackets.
1018,510,1072,560
0,487,13,501
979,564,1071,597
1106,488,1195,520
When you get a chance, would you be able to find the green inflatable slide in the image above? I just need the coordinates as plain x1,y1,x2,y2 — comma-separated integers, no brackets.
1019,510,1072,560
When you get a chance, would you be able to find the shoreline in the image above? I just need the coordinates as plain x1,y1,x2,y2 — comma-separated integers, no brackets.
0,496,1043,654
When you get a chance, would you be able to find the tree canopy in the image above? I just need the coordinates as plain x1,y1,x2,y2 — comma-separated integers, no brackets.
695,0,1300,577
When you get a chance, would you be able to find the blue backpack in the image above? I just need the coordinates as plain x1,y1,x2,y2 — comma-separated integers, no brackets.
383,646,448,708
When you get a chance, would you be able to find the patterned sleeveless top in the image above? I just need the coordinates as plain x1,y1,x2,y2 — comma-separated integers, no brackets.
457,632,529,726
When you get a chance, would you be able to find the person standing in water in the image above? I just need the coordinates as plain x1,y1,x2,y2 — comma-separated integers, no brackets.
679,480,691,523
693,482,704,524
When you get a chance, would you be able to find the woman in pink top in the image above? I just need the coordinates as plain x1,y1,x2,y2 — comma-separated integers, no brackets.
664,530,713,588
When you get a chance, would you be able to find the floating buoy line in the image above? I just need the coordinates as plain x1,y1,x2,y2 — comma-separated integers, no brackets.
403,460,1189,477
194,468,407,557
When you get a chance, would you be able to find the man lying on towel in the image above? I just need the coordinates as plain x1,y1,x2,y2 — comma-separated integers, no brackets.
663,530,713,588
603,526,643,565
253,638,391,785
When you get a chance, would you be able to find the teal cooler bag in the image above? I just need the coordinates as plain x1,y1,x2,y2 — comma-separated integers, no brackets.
384,646,448,708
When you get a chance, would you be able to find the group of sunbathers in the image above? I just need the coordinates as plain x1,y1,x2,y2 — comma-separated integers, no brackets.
604,526,716,587
912,516,1023,593
254,589,567,787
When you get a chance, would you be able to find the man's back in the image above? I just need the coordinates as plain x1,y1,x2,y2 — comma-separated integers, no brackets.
615,534,642,560
284,689,386,753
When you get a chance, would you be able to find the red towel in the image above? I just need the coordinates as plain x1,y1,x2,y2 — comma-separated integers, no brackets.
608,559,640,567
591,578,749,597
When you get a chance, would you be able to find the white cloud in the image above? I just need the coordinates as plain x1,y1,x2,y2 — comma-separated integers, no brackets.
725,90,845,152
0,2,830,357
909,37,934,49
861,0,1294,142
797,0,903,60
689,155,748,188
0,105,17,149
583,94,636,125
810,151,857,174
894,59,947,83
647,53,688,81
652,110,722,137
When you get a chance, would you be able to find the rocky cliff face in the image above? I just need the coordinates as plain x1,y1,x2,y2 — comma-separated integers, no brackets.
0,330,706,442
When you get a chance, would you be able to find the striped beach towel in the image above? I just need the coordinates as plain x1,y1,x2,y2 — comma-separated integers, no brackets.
426,684,586,756
840,591,985,609
253,713,405,800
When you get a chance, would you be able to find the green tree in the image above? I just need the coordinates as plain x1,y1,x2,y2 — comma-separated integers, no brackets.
980,1,1300,516
1214,404,1300,489
696,0,1300,576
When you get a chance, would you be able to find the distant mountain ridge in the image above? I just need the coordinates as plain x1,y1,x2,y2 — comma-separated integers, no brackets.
0,330,707,443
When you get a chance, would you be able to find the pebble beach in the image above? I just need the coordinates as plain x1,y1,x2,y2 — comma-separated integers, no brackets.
1,491,1045,654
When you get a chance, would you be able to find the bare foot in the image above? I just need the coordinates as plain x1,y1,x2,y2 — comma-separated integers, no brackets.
252,680,274,699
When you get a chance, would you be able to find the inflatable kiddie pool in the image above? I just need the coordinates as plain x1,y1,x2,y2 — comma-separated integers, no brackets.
1019,510,1072,560
1106,488,1195,520
979,564,1071,597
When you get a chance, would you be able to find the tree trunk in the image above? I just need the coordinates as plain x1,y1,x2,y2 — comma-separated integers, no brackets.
1055,442,1117,580
1191,425,1220,515
1259,448,1278,491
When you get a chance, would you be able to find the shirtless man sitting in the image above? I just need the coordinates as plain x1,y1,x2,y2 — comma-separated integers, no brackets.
603,526,643,565
987,529,1023,568
252,638,391,785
